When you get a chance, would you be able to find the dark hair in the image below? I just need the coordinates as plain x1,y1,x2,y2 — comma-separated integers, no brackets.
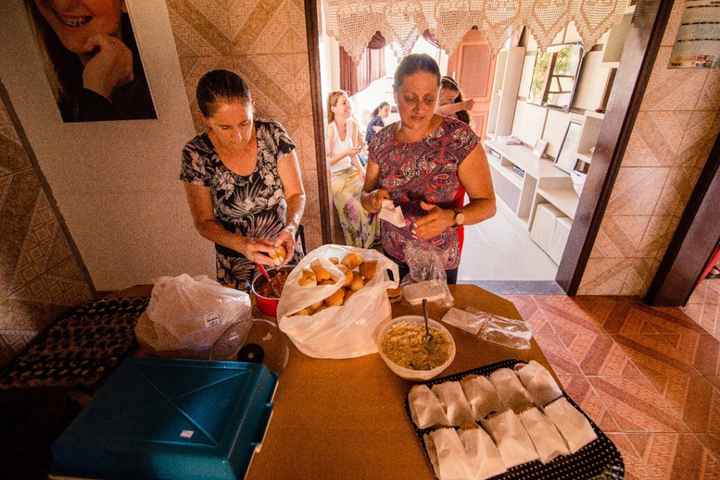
441,75,471,124
196,69,252,117
393,54,441,91
372,101,390,117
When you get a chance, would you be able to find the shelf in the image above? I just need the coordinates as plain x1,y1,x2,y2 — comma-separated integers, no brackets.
577,151,594,163
485,139,569,180
537,186,579,220
489,158,524,188
602,61,620,68
585,110,605,120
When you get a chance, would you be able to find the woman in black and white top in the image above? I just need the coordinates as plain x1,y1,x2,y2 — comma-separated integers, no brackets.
180,69,306,289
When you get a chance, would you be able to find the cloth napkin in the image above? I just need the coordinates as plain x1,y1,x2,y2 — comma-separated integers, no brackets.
459,427,507,480
519,407,569,463
432,381,476,427
489,368,533,413
515,360,564,407
482,409,539,469
409,384,451,429
544,397,598,453
461,375,501,420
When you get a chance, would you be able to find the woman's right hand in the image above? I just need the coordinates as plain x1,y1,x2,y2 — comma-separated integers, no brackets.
82,34,134,100
365,188,390,213
238,237,276,265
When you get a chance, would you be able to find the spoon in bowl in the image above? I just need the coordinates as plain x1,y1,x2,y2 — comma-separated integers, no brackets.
422,298,433,349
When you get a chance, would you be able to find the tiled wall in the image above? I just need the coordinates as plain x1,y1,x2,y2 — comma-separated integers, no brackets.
578,0,720,295
682,278,720,339
165,0,323,250
0,93,94,368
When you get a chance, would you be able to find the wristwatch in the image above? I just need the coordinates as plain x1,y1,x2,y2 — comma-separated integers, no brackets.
453,208,465,226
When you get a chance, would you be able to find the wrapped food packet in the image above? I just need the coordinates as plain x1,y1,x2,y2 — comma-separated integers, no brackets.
431,381,476,427
481,409,539,469
519,407,569,464
544,397,598,453
460,375,501,420
441,307,532,350
515,360,564,407
423,428,473,480
459,427,506,479
408,384,451,429
488,368,533,414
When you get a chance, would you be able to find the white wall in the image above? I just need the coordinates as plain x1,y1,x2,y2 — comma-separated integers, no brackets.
0,1,213,290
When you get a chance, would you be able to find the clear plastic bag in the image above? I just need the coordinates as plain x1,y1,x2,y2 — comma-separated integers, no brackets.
136,274,252,356
441,307,532,350
401,241,454,307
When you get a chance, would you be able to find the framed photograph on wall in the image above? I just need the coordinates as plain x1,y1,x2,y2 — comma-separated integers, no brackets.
556,121,583,174
23,1,157,122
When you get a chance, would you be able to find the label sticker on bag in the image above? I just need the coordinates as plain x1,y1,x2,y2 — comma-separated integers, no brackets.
180,430,195,439
205,313,221,328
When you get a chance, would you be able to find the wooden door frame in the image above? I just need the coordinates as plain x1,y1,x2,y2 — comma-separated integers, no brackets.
645,134,720,306
305,0,674,295
556,0,674,294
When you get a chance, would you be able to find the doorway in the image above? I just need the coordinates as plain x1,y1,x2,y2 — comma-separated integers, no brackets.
304,0,675,294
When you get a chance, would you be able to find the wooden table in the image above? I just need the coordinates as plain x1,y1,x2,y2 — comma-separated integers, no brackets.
245,284,555,480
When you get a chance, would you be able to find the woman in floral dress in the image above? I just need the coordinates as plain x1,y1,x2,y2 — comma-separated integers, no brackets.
326,90,378,248
180,69,305,289
361,54,496,284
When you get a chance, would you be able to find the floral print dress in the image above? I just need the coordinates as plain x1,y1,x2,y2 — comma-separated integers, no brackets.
368,116,478,270
180,119,303,289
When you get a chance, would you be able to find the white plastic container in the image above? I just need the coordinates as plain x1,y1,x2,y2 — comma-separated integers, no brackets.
376,315,456,381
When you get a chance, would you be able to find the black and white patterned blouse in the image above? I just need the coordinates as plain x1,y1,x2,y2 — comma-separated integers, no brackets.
180,119,303,289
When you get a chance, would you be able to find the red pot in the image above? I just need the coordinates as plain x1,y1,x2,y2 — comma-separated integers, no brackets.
251,266,293,317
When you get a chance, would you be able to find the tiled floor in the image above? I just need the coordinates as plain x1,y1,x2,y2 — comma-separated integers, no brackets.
458,205,558,281
508,295,720,479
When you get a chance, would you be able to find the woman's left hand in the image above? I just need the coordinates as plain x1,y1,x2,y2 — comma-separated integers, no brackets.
413,201,455,240
274,226,296,265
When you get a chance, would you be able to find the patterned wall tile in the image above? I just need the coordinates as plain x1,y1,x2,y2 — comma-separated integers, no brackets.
622,111,691,167
641,47,708,111
0,169,42,294
235,0,308,55
590,215,650,258
605,167,669,216
654,165,702,217
620,258,659,296
660,0,685,48
700,71,720,111
0,131,31,177
0,103,21,146
679,110,720,170
638,215,677,259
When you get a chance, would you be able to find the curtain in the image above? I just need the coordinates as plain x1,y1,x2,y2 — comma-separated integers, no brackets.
340,31,387,95
324,0,629,62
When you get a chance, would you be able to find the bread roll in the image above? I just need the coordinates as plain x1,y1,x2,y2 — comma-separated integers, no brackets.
344,288,355,301
324,288,345,307
310,260,332,282
387,287,402,303
329,257,340,264
309,301,324,313
298,269,317,287
338,264,353,287
342,252,363,270
296,308,311,316
350,272,365,291
270,245,287,266
359,261,377,281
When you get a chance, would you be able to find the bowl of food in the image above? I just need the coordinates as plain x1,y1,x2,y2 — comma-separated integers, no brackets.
377,315,455,381
252,266,293,317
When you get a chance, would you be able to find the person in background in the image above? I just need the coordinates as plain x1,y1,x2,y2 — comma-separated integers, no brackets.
365,101,391,145
326,90,378,248
438,76,473,125
361,54,496,284
180,69,306,290
25,0,156,122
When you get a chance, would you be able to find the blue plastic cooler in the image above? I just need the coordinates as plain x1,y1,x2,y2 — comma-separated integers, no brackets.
51,357,278,480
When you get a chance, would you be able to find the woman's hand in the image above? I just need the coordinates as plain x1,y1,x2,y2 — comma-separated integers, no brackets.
273,226,296,266
363,188,390,214
82,34,134,100
413,201,455,240
238,237,276,265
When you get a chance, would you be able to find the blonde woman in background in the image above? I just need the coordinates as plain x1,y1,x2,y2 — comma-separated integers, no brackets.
326,90,378,248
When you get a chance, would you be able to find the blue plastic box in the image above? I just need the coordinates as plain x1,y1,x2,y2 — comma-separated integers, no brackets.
51,357,277,480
